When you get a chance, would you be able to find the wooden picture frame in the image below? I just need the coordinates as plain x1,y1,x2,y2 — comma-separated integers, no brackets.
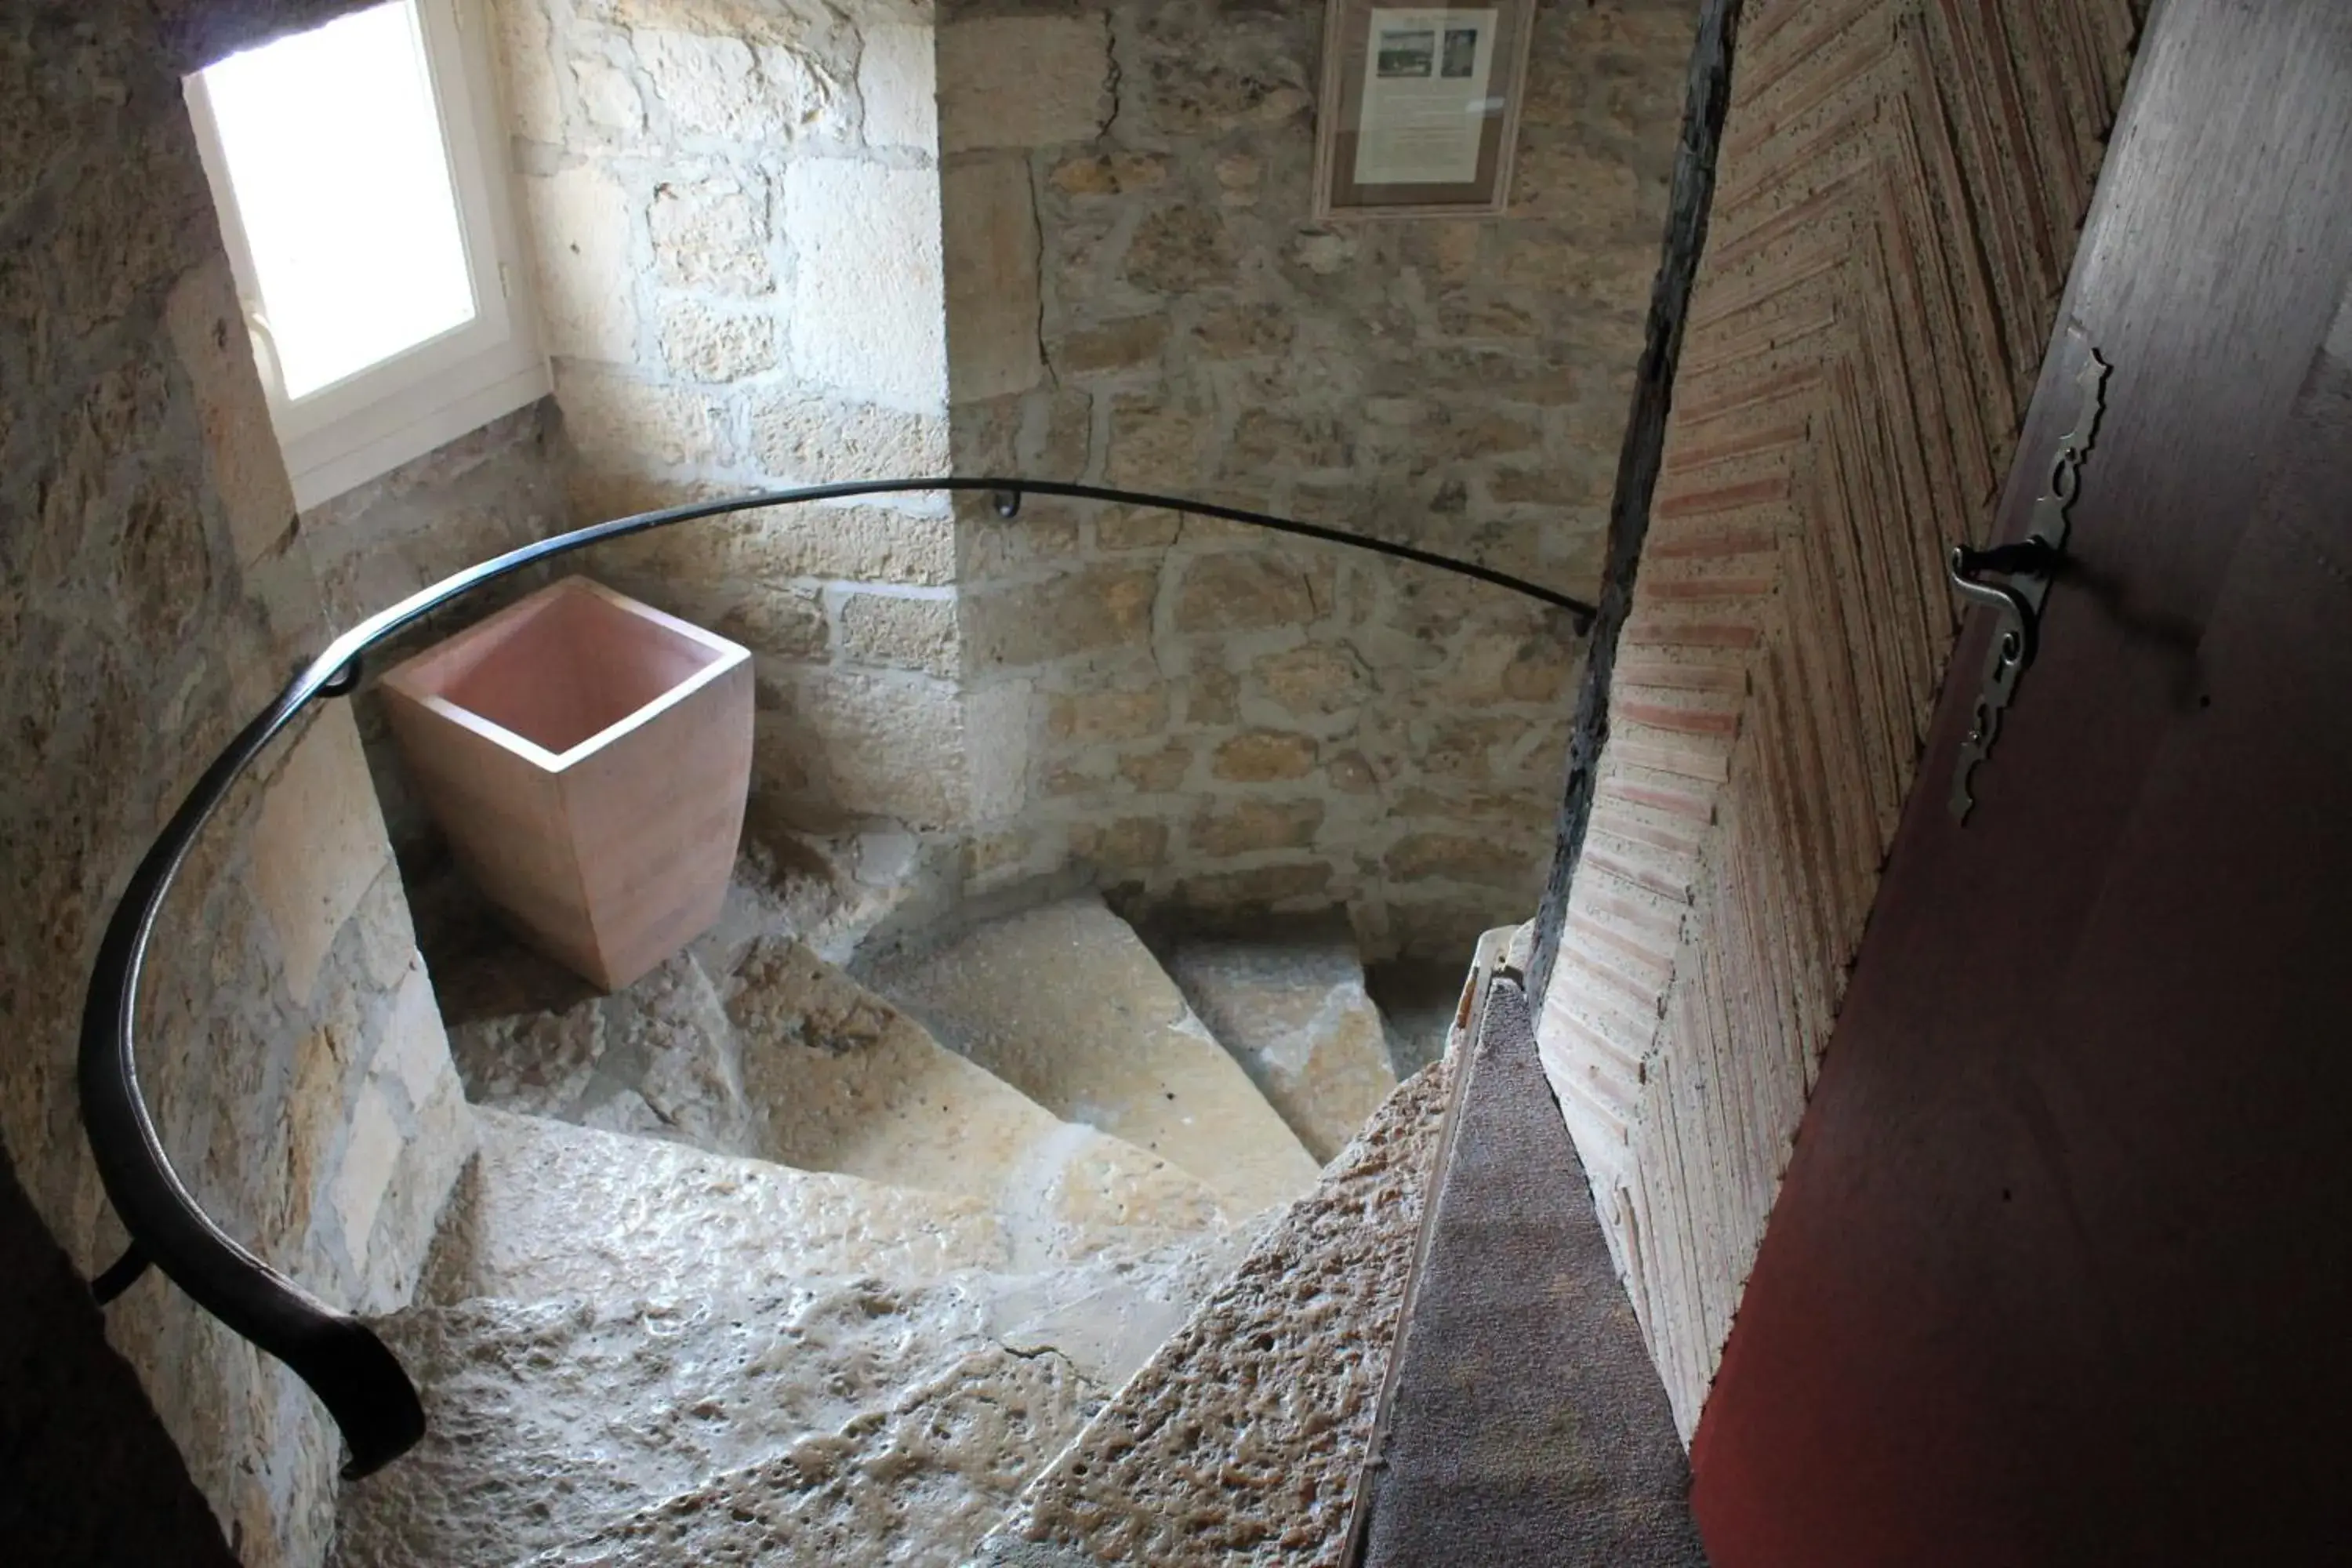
1312,0,1537,220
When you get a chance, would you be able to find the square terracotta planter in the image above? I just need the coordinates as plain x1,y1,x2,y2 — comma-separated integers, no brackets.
381,576,753,992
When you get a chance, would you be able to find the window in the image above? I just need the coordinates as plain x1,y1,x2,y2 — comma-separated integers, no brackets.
187,0,547,509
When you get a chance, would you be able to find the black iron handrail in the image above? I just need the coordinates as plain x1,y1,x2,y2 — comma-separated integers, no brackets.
77,476,1595,1479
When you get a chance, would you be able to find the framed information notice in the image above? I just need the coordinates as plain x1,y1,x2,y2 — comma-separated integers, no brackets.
1313,0,1535,220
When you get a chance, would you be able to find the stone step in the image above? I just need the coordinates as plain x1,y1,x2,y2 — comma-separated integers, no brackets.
445,935,1233,1265
864,896,1323,1218
446,949,760,1156
971,1058,1453,1568
339,1229,1255,1567
720,935,1229,1256
514,1228,1268,1568
422,1108,1207,1311
1163,937,1399,1164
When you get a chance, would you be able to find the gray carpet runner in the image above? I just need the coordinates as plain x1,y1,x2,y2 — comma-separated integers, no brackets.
1351,979,1708,1566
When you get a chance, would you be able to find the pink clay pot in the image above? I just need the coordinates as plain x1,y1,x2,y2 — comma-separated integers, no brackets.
381,575,753,992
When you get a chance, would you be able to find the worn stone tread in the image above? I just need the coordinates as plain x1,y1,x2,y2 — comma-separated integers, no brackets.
725,935,1232,1251
1165,937,1399,1163
342,1227,1251,1568
866,897,1322,1216
445,931,1232,1268
975,1057,1454,1567
424,1109,1011,1308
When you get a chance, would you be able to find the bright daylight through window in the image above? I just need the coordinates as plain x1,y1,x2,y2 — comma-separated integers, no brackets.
188,0,546,506
200,1,476,398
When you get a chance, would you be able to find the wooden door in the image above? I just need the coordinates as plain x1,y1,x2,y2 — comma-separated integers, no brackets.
1689,3,2352,1563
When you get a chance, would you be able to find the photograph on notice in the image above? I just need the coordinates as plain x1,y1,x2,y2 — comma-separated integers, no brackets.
1442,25,1480,78
1377,27,1436,77
1317,2,1530,216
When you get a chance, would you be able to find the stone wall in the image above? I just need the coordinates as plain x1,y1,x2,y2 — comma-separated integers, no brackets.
299,397,574,858
938,0,1697,959
0,5,473,1562
1534,0,2147,1439
488,0,1019,845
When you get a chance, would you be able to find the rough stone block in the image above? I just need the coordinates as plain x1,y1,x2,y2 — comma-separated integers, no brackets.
964,566,1156,670
859,23,937,152
964,680,1033,822
1214,152,1265,203
1190,797,1325,858
164,259,295,568
639,29,840,145
522,164,640,363
1119,740,1194,793
747,392,949,483
1440,409,1545,460
1048,151,1170,196
252,709,394,1008
492,0,564,144
573,56,646,140
938,16,1111,151
942,157,1042,401
1510,139,1646,222
1070,816,1170,873
1133,9,1312,135
838,590,959,677
1253,644,1370,718
779,668,969,828
1386,830,1541,890
712,586,829,660
651,175,773,295
1094,507,1182,551
1122,207,1234,294
964,512,1083,577
1191,303,1294,361
1048,688,1168,744
1187,667,1241,727
1106,393,1214,489
1432,630,1573,706
1044,753,1116,798
379,960,456,1116
1177,862,1334,909
1174,553,1327,634
1060,315,1170,377
1213,731,1316,783
1418,716,1521,782
1229,412,1353,474
561,365,717,470
606,503,955,590
786,159,946,408
331,1083,402,1274
655,296,779,382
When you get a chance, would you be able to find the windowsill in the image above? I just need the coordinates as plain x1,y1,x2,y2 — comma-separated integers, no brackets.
283,347,551,512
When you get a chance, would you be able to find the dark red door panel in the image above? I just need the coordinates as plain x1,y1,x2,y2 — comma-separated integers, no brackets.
1690,3,2352,1563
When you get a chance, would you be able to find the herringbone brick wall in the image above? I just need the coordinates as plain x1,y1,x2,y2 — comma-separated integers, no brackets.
1535,0,2149,1439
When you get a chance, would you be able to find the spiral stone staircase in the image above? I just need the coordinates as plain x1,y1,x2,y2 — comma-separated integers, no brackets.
326,842,1462,1567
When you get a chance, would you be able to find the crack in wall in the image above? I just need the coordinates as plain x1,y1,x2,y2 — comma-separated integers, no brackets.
1029,156,1058,392
1095,10,1124,145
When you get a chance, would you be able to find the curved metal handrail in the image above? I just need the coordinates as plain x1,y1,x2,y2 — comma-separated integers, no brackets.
77,476,1595,1479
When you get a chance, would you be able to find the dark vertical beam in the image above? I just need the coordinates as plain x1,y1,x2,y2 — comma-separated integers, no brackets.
1527,0,1747,1006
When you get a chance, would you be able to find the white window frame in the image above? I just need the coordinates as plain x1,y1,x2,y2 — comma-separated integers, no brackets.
185,0,550,510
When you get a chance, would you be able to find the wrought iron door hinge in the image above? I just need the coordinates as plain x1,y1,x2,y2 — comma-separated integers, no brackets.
1948,332,2109,822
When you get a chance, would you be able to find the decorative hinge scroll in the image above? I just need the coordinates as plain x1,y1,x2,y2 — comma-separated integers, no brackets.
1948,331,2110,822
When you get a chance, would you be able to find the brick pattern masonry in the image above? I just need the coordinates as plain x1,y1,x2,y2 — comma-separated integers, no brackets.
1534,0,2148,1439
